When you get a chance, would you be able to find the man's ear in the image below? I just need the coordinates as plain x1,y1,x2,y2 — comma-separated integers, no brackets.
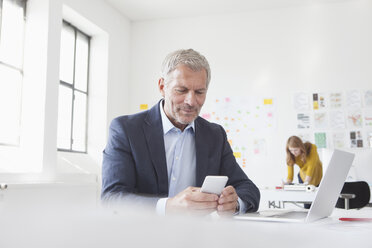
158,78,165,97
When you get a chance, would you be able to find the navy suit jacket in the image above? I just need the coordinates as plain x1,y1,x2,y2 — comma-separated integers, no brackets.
101,101,260,212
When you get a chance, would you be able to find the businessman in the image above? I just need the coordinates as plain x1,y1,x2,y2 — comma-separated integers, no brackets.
101,49,260,215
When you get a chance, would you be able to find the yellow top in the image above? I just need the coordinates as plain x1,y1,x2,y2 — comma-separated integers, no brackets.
287,144,323,186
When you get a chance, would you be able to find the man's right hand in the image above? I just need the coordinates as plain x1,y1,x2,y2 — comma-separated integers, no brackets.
166,186,218,215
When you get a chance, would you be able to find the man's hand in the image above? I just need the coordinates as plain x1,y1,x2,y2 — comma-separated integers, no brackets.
217,186,239,214
166,186,218,215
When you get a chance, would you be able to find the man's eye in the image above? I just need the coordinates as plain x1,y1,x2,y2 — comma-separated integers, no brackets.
176,89,187,93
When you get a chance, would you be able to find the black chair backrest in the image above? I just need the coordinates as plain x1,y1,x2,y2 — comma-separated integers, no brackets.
336,181,371,209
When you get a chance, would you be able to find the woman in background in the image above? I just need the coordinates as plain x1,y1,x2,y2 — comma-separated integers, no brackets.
285,136,323,209
285,136,323,187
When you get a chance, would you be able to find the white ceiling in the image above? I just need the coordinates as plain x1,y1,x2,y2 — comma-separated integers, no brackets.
104,0,350,21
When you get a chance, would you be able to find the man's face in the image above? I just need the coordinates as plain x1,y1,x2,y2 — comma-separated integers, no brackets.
159,64,208,130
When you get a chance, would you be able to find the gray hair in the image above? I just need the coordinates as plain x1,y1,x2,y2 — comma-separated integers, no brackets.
161,49,211,87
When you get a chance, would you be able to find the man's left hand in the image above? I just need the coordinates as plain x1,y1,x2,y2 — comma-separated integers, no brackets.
217,185,239,214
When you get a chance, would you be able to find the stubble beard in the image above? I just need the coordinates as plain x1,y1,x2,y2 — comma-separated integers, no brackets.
174,105,200,125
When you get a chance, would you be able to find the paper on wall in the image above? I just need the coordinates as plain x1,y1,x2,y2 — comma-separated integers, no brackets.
314,132,327,148
332,132,346,149
313,93,326,110
297,113,311,129
346,90,362,108
367,131,372,148
293,92,310,111
364,108,372,127
329,92,343,108
349,131,363,148
364,90,372,107
297,133,312,143
329,110,346,129
314,112,328,129
200,96,276,168
346,109,363,128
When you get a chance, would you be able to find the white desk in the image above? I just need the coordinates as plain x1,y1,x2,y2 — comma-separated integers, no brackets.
0,203,371,248
259,186,372,210
259,187,316,209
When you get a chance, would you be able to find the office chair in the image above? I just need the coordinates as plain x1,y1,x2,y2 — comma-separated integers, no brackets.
336,181,371,210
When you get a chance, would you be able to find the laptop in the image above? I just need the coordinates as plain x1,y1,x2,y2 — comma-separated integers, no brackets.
235,149,355,223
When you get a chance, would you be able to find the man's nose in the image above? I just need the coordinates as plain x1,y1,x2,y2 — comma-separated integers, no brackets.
184,91,197,106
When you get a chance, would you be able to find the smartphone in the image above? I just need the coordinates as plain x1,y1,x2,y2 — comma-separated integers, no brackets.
200,176,228,195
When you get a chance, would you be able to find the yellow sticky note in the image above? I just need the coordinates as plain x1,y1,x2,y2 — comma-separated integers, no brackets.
233,152,241,158
140,104,148,110
313,101,319,110
264,99,273,105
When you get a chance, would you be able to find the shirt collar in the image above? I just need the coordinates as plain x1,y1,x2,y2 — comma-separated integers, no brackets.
160,100,195,135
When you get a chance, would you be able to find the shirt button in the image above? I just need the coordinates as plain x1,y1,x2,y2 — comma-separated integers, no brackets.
176,156,179,160
172,177,176,181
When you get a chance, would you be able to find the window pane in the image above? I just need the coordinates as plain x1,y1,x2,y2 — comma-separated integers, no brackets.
72,91,87,151
74,32,89,92
57,85,73,149
59,23,75,84
0,0,25,69
0,64,22,145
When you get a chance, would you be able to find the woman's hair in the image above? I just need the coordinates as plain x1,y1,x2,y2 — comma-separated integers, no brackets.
161,48,211,87
286,136,312,166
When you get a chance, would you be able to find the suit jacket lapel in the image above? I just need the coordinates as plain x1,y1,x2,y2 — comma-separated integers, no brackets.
143,101,168,195
195,117,209,187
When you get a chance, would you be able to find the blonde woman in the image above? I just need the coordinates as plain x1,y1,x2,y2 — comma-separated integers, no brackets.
285,136,323,186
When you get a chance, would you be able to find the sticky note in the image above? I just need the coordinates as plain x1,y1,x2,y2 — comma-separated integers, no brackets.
264,99,273,105
140,104,148,110
233,152,241,158
202,113,211,120
313,101,319,110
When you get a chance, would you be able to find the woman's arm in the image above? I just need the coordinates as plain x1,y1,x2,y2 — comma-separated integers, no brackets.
303,175,312,184
286,165,294,184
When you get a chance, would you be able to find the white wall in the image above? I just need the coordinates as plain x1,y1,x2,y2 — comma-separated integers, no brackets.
129,0,372,187
58,0,131,181
0,0,131,185
55,0,131,187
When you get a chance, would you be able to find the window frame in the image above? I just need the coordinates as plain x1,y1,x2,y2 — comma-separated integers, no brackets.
57,20,90,154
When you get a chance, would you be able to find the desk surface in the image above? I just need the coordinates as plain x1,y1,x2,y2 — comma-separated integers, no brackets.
1,203,371,248
259,187,372,211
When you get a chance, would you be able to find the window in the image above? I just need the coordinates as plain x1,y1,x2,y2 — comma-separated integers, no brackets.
57,21,90,153
0,0,26,146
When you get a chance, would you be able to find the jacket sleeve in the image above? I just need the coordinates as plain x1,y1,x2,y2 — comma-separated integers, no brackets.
101,117,160,209
218,126,260,213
